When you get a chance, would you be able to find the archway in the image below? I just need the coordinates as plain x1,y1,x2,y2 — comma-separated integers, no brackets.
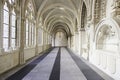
53,31,67,47
96,25,118,51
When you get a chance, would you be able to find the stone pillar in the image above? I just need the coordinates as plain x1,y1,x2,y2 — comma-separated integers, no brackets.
19,0,25,64
68,37,70,48
42,29,44,51
46,32,48,49
72,35,75,51
0,1,4,54
50,35,52,47
68,36,71,48
19,16,25,64
89,22,96,62
35,22,39,55
44,32,47,50
79,28,85,56
70,35,75,50
9,7,12,50
43,31,46,51
75,31,80,55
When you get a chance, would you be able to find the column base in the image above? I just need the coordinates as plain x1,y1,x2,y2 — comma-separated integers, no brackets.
0,48,4,55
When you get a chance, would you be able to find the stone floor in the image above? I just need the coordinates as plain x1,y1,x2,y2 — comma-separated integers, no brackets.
2,47,113,80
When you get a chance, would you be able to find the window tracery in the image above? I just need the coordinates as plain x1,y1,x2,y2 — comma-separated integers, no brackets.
96,25,118,52
25,1,35,47
2,0,17,51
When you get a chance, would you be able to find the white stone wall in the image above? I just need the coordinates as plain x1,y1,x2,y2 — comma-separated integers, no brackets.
89,18,120,80
24,47,36,61
0,50,19,74
54,32,68,47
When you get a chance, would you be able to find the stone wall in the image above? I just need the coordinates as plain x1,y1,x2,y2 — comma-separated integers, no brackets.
0,50,19,74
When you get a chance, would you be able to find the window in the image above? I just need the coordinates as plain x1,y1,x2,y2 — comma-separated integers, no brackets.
3,2,9,51
25,1,35,47
3,2,17,51
26,19,29,46
11,9,16,48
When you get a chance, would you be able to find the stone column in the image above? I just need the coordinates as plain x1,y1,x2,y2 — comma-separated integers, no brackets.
41,29,44,51
19,17,25,64
75,31,80,55
19,0,25,64
52,34,55,47
46,32,48,49
42,31,46,51
71,35,75,50
72,35,75,51
68,37,70,48
0,1,4,54
35,22,39,55
89,21,96,62
9,7,12,50
70,36,72,48
79,28,85,56
19,16,26,64
75,32,78,51
44,31,47,50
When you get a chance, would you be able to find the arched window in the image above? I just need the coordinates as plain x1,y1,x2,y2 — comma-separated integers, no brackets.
3,1,17,51
11,9,16,48
81,2,87,28
26,19,29,46
96,25,118,52
25,1,35,47
9,0,15,4
3,2,9,51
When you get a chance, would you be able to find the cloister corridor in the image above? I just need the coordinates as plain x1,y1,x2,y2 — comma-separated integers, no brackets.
0,0,120,80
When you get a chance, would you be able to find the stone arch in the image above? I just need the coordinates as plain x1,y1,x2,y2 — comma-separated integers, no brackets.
21,0,36,20
81,2,87,28
95,18,120,44
93,18,120,75
52,29,68,47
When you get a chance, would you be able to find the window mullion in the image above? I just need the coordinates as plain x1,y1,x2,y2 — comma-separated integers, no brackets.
34,25,35,45
30,23,33,45
32,24,34,45
28,22,30,46
9,10,12,49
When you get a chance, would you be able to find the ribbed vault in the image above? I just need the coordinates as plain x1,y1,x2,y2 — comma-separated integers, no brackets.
33,0,90,37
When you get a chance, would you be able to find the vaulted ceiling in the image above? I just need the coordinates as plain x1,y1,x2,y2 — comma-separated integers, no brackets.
33,0,90,36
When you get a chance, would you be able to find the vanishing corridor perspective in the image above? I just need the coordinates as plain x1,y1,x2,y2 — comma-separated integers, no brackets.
0,0,120,80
